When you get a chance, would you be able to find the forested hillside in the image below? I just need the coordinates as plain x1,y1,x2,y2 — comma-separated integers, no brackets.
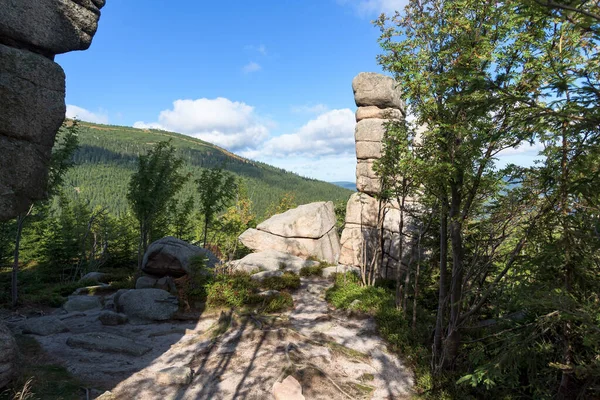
65,121,352,218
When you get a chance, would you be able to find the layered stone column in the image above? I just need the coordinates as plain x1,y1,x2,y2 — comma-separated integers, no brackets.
339,73,406,278
0,0,106,221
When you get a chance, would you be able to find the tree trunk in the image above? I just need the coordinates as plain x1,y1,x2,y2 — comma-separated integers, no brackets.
412,230,422,333
395,190,406,308
11,215,25,308
433,199,449,372
445,179,464,368
558,127,574,399
203,216,209,248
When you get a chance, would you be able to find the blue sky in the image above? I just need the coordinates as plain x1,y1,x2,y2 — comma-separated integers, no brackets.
58,0,539,182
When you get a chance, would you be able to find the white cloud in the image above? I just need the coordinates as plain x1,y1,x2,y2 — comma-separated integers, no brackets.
339,0,408,15
242,61,262,73
65,105,109,124
246,108,356,158
291,103,330,114
133,97,270,151
245,44,268,55
133,101,358,182
496,142,544,157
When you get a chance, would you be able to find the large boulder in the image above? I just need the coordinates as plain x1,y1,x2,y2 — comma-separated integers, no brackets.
142,236,218,278
0,0,105,222
230,250,319,274
352,72,404,110
238,202,341,264
0,322,17,388
118,289,179,323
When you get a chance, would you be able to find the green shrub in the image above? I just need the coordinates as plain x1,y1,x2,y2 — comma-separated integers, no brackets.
325,272,392,314
206,271,256,308
259,292,294,313
260,271,301,291
109,275,135,290
299,263,324,277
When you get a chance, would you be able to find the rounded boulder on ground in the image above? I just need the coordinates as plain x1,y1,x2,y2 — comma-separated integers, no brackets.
142,236,218,278
118,289,179,323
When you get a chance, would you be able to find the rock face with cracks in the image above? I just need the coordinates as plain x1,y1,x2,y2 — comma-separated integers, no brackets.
0,322,17,388
340,72,416,279
0,0,106,221
239,202,341,264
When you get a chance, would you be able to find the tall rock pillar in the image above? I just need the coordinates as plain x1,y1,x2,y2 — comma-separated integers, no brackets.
339,72,406,278
0,0,106,221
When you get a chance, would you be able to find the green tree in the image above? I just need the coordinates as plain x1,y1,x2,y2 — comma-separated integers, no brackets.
212,181,256,260
10,120,80,306
195,167,237,247
127,140,188,268
375,0,600,397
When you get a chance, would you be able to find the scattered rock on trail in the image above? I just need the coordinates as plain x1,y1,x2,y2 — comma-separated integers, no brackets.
80,271,108,283
257,290,280,297
272,375,305,400
142,236,218,277
230,250,319,274
98,311,128,326
63,295,102,312
66,332,152,356
0,322,17,388
118,289,179,323
239,202,341,264
156,366,193,386
21,316,69,336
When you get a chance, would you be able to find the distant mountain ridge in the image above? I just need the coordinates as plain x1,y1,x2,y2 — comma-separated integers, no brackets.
65,121,353,218
330,181,357,191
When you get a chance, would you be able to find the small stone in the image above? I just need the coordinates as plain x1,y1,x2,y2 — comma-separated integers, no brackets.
156,366,193,386
257,290,280,297
98,311,128,326
63,295,102,312
273,375,305,400
350,299,362,309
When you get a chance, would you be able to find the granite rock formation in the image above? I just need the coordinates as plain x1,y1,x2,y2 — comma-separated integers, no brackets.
0,0,106,221
239,202,341,264
339,73,409,278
